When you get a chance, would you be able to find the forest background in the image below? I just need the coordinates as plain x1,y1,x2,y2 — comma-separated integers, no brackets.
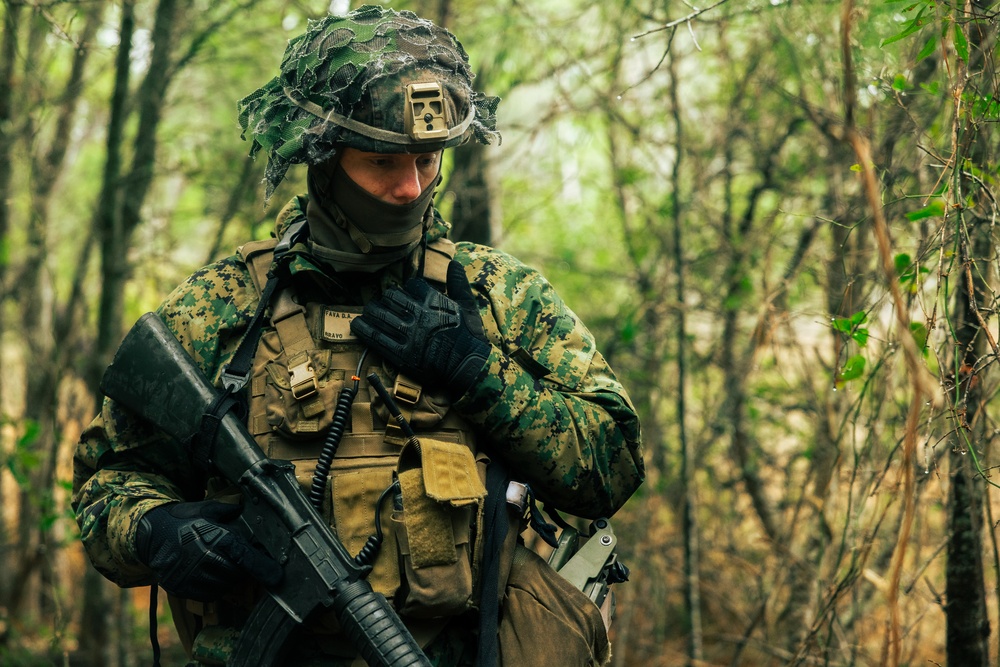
1,0,999,665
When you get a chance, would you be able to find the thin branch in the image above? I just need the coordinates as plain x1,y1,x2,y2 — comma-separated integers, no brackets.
963,253,1000,356
632,0,730,39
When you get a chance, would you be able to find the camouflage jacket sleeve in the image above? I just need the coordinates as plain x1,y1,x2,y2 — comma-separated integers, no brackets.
453,245,644,519
71,256,257,587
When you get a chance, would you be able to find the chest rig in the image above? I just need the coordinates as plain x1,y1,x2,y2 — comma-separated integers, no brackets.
237,234,488,620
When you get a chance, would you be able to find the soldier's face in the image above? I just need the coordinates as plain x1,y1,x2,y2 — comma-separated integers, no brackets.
339,147,442,205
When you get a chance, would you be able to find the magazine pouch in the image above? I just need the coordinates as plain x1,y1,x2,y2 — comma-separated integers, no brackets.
394,437,486,617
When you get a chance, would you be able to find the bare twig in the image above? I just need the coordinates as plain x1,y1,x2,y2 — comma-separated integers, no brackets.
632,0,730,39
963,256,1000,355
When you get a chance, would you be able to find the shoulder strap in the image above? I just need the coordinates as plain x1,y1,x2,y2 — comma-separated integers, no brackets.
237,238,279,296
221,220,307,392
423,237,456,285
376,237,458,439
238,236,313,401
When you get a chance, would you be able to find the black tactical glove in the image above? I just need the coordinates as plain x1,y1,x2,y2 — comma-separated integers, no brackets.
351,260,491,398
135,500,282,601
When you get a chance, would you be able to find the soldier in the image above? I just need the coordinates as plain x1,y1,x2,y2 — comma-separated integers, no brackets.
73,6,644,666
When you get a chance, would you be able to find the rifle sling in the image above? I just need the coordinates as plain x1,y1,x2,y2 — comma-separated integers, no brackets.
476,461,510,667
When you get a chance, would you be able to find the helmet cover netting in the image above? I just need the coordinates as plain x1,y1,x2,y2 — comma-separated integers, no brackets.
238,4,501,200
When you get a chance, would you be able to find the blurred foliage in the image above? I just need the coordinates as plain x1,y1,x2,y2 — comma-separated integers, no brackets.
1,0,999,665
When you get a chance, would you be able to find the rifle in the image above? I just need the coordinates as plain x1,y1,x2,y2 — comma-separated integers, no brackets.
101,312,430,667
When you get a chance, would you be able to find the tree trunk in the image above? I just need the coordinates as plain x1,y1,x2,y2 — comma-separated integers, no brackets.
944,228,991,666
944,5,996,664
0,1,20,265
665,46,702,667
80,568,118,667
5,2,105,624
944,235,991,663
78,2,136,662
0,0,23,616
92,0,182,389
446,140,494,245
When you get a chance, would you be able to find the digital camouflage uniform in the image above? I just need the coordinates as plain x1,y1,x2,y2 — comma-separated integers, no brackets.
72,6,644,666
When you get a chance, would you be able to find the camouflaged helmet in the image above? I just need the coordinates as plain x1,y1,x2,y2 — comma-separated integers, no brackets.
238,5,501,199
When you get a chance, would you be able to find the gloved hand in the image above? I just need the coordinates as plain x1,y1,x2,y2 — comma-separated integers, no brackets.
351,260,491,398
135,500,283,601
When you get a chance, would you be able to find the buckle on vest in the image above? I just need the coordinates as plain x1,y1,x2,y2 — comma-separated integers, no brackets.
393,376,421,405
288,354,318,400
220,364,250,392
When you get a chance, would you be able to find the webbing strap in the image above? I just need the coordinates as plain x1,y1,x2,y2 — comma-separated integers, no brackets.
477,461,510,667
271,290,313,359
283,86,476,146
194,389,243,469
221,219,307,392
149,585,161,667
422,238,455,285
221,276,279,392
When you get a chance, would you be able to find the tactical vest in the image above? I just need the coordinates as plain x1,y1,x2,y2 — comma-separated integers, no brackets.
238,236,489,619
169,239,607,666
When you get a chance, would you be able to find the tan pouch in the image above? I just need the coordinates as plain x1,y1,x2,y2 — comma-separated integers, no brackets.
498,544,611,667
395,438,485,617
253,329,352,440
331,464,401,597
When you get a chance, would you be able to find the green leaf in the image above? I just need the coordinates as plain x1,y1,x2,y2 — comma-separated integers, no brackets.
910,321,929,354
850,163,862,172
17,420,40,448
619,166,647,185
894,253,912,275
723,276,753,310
954,23,969,63
831,312,869,346
892,74,908,91
837,354,867,384
905,199,946,221
920,81,941,95
880,5,928,47
620,317,636,343
832,317,853,334
916,34,937,61
972,94,1000,120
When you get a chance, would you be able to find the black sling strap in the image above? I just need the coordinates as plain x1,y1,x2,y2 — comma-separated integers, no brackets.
195,220,307,464
477,461,511,667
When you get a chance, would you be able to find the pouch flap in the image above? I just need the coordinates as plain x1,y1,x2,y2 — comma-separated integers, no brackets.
399,438,486,507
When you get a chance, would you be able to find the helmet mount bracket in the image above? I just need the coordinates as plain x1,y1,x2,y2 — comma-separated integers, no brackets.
406,82,449,141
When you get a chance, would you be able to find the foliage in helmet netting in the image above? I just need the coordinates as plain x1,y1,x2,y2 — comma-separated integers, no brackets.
238,5,501,200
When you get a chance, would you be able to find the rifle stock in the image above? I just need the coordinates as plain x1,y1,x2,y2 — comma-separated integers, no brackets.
101,312,430,667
